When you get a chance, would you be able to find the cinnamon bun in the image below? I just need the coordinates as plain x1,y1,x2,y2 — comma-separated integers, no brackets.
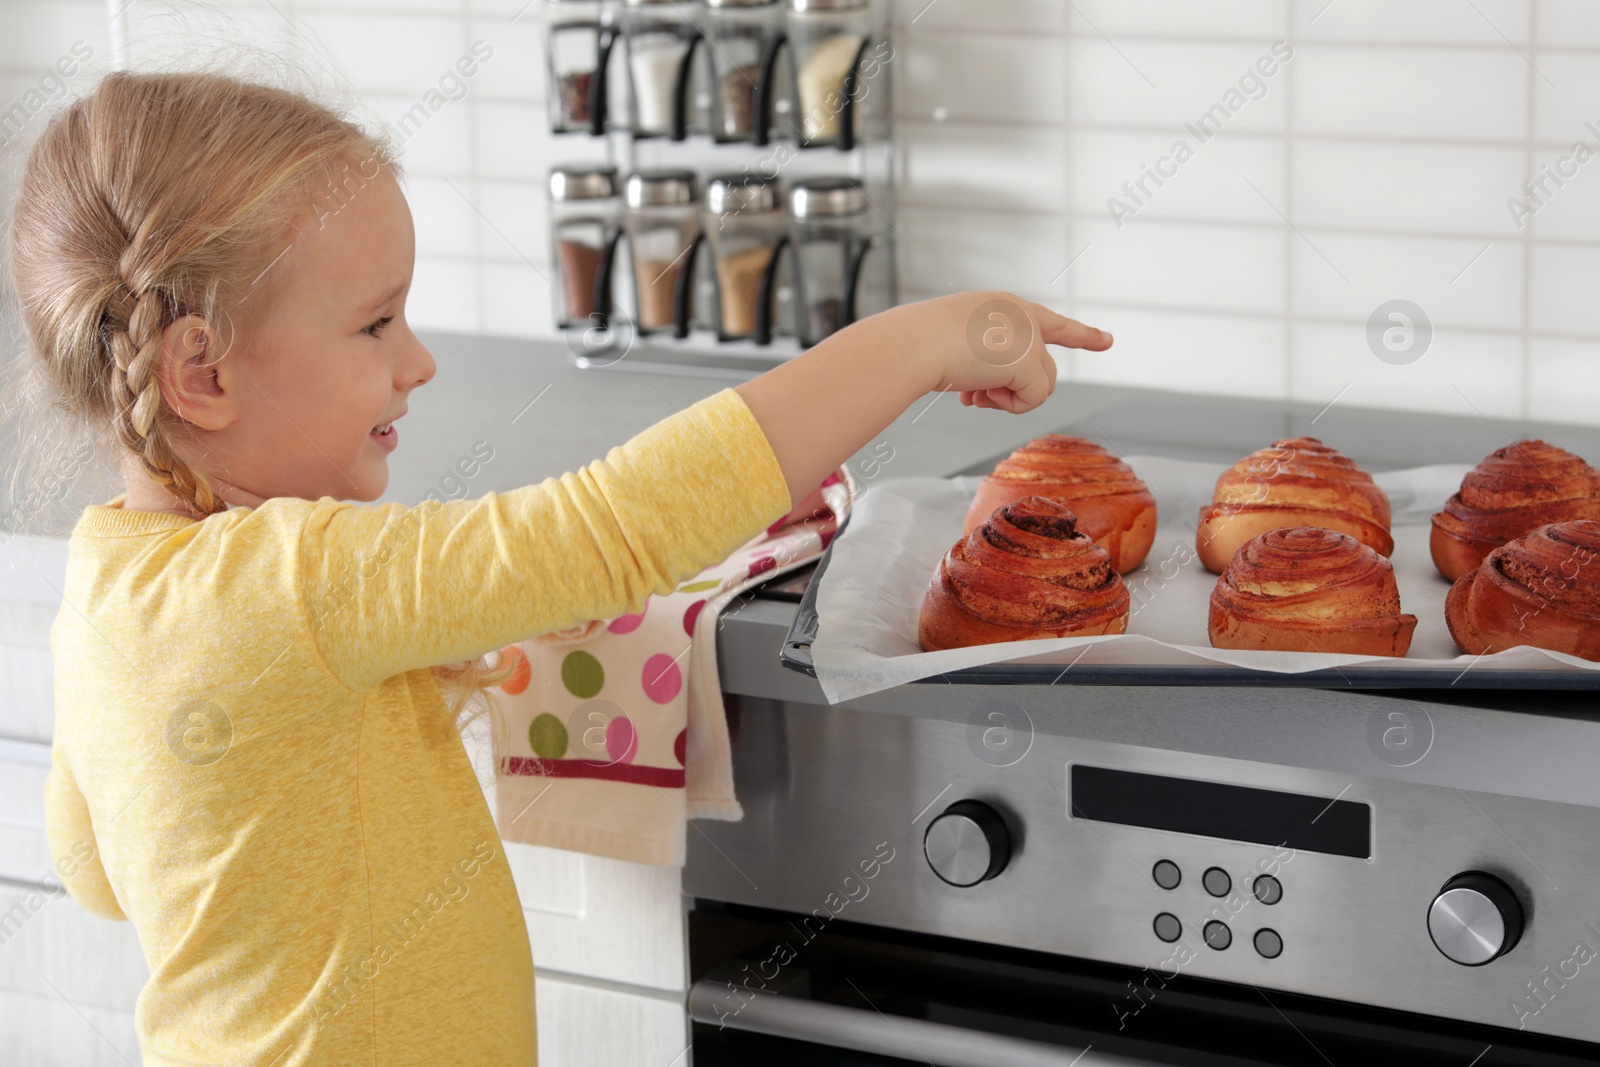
1209,526,1416,657
1444,520,1600,661
1196,438,1392,574
1431,441,1600,582
964,436,1157,571
920,497,1130,652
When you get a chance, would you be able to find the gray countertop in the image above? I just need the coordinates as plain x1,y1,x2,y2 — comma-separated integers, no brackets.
387,332,1600,505
14,328,1597,524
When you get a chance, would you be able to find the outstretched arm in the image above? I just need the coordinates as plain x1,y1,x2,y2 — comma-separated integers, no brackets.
735,291,1113,509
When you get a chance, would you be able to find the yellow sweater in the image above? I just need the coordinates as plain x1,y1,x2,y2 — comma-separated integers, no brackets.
44,388,791,1066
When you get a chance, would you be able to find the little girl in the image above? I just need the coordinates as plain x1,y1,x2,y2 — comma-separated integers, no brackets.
8,71,1111,1065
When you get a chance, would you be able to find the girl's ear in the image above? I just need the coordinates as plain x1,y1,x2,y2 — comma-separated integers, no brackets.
156,313,237,431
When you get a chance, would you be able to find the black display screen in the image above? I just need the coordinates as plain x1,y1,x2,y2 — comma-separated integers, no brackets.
1069,765,1371,858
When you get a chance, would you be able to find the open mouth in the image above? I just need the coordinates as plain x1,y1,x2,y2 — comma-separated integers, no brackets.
369,404,406,447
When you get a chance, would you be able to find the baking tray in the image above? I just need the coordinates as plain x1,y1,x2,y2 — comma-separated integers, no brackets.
776,514,1600,691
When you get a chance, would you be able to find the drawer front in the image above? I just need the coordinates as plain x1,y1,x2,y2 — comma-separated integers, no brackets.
0,745,52,885
0,989,141,1067
507,841,689,993
0,881,149,1012
0,642,54,744
535,972,688,1067
0,538,66,745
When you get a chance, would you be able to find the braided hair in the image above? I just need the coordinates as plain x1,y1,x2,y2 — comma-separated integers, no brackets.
102,283,225,515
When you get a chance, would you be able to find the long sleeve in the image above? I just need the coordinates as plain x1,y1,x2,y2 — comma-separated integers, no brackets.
43,740,126,921
297,387,792,691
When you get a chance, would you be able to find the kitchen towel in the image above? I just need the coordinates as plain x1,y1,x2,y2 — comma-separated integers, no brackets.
491,468,855,866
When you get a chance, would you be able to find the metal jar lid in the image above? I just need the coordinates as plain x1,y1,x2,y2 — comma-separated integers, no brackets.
704,173,781,216
549,165,620,201
624,169,699,208
790,0,868,12
789,177,867,219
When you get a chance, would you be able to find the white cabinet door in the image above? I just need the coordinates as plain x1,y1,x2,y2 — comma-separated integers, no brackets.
0,879,148,1067
506,841,691,994
0,881,149,1012
0,536,69,744
0,742,53,887
535,972,689,1067
0,989,141,1067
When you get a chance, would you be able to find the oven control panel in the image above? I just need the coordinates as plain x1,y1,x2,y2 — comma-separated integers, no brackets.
687,707,1600,1046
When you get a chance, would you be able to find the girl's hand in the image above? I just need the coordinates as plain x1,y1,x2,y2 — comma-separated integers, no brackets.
735,291,1113,511
920,291,1113,414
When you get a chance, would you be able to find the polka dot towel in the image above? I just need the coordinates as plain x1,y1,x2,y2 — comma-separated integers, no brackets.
491,467,856,867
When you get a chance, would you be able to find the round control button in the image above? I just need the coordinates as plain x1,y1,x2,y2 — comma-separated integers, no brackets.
1254,928,1283,959
1428,872,1524,966
1252,874,1283,905
1202,867,1232,898
1203,920,1232,950
923,800,1011,888
1153,912,1182,943
1152,860,1181,890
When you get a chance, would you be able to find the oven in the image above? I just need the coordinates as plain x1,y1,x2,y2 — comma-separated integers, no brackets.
683,677,1600,1066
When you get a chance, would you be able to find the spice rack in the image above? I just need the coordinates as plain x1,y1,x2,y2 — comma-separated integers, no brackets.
540,0,899,379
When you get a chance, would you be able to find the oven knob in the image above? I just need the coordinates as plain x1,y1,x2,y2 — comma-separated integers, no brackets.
1428,872,1525,966
924,800,1011,887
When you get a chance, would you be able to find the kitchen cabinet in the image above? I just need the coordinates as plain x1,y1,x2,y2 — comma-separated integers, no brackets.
0,874,147,1066
506,840,689,993
534,973,689,1067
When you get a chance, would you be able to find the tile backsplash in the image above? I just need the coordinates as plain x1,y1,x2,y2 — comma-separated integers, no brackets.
4,0,1600,425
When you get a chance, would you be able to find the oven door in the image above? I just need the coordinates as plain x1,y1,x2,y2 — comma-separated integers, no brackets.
687,901,1600,1067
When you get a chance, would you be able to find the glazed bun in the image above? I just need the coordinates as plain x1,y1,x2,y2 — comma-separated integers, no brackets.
963,436,1157,571
1209,526,1417,657
1444,520,1600,661
1431,441,1600,582
920,497,1129,652
1196,438,1392,574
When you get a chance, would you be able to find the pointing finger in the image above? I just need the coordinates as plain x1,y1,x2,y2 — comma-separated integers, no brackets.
1032,303,1113,351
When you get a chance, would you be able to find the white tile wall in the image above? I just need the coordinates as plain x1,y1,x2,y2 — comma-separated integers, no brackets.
5,0,1600,427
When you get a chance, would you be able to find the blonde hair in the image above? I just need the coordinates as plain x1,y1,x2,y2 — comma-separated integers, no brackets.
5,70,510,757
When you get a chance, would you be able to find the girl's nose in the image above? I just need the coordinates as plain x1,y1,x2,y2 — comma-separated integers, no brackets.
403,332,436,390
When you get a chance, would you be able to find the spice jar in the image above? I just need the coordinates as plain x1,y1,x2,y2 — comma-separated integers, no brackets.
787,177,872,346
548,164,622,329
622,170,699,332
622,0,701,138
544,0,619,134
786,0,877,147
702,173,786,341
702,0,783,142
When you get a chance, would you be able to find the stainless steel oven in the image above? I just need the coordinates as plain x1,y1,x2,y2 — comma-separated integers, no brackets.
684,686,1600,1066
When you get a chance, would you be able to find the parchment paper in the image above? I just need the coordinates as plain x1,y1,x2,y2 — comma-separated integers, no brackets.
809,456,1600,704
